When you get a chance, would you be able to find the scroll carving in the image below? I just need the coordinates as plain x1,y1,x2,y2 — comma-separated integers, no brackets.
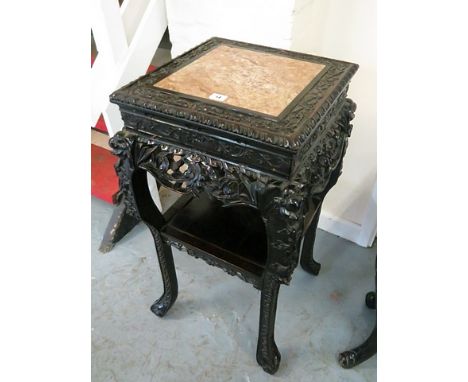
108,97,355,285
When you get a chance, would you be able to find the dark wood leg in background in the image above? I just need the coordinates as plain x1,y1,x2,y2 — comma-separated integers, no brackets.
256,272,281,374
299,150,345,275
99,203,140,253
300,204,322,275
339,259,377,368
339,325,377,369
366,291,376,310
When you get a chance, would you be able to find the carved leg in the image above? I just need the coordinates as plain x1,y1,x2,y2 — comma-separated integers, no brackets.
131,169,179,317
99,203,140,253
300,205,322,275
147,225,178,317
106,131,178,315
339,326,377,369
256,272,281,374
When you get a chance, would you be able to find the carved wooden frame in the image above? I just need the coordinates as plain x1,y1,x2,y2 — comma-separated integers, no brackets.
100,37,358,375
110,37,358,149
110,98,354,281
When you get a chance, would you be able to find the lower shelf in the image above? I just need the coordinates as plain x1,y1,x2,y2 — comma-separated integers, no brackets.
160,192,267,285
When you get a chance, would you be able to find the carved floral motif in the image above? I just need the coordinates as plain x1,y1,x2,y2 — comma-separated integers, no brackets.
108,97,355,285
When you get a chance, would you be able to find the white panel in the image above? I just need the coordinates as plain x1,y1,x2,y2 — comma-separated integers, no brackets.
92,0,168,133
121,0,151,45
166,0,295,57
357,180,377,247
318,210,362,245
92,0,128,63
91,51,118,126
114,0,168,88
292,0,377,244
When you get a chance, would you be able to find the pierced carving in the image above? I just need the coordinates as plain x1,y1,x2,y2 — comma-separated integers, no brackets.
296,98,356,194
109,96,355,286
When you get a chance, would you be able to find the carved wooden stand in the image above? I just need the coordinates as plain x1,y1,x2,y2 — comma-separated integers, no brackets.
100,37,359,374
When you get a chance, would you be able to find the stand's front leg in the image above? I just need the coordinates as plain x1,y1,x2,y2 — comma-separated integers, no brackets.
256,186,304,374
131,168,179,317
147,225,178,317
107,131,179,317
256,271,281,374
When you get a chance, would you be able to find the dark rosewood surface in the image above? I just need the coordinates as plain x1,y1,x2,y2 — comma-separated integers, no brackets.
100,37,359,374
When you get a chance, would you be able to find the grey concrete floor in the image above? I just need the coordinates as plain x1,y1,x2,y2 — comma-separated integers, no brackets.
92,193,376,382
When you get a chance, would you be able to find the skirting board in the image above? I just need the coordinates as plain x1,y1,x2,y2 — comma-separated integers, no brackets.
318,210,376,248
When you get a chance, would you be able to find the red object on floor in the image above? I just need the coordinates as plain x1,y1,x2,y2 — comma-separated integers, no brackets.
91,144,118,204
92,64,157,134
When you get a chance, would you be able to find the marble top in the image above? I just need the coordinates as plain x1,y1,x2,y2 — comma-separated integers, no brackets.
110,38,358,149
154,45,325,117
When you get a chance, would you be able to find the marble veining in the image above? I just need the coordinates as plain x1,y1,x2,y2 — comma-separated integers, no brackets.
154,44,325,117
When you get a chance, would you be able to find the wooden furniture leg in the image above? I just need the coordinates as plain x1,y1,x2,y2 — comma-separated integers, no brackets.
339,325,377,369
256,272,281,374
99,202,140,253
339,258,377,368
300,204,322,275
131,168,179,317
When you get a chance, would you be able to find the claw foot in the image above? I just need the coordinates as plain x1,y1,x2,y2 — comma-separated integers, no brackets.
339,350,357,369
365,292,376,309
302,259,321,275
150,294,175,317
257,343,281,374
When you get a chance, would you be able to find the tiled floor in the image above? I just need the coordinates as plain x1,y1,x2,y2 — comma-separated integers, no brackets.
92,195,376,382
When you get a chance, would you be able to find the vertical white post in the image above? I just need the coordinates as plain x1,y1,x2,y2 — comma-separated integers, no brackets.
92,0,168,209
358,181,377,247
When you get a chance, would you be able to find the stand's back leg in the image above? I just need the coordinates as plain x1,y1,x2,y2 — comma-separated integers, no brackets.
300,204,322,275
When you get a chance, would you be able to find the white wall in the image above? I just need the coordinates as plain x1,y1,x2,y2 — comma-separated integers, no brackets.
166,0,296,57
291,0,377,231
165,0,376,246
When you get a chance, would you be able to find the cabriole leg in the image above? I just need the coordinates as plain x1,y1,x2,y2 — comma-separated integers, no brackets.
147,225,178,317
256,272,281,374
131,169,179,317
339,258,377,368
300,205,322,275
339,326,377,369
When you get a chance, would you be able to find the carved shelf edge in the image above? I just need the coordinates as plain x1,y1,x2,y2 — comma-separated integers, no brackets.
164,238,263,289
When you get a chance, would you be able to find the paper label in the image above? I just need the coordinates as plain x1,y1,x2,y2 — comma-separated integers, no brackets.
209,93,228,102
